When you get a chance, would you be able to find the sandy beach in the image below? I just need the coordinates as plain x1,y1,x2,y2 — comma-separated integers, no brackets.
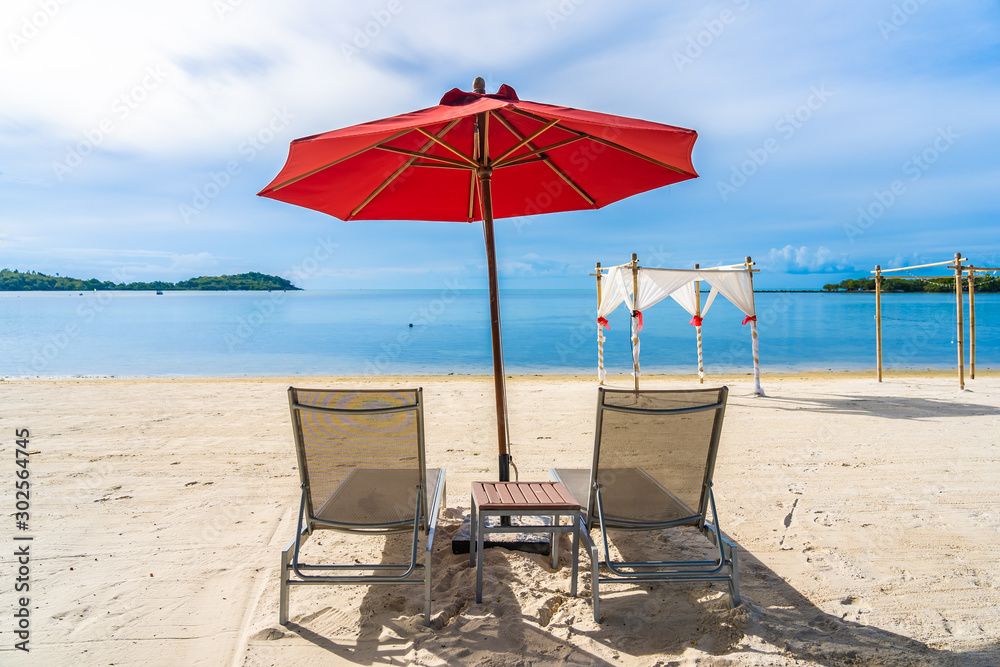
2,373,998,666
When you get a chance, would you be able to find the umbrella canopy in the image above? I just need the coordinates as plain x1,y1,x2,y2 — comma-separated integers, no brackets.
259,80,699,481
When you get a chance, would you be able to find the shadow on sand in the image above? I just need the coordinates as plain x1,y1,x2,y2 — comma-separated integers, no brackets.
281,519,998,666
761,394,999,420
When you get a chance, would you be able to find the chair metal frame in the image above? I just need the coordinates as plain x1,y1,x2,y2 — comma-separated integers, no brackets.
552,386,740,622
280,387,446,627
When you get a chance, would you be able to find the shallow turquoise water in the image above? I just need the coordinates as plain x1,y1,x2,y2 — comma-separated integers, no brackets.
0,290,994,377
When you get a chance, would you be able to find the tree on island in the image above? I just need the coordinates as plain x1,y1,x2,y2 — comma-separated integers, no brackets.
0,269,301,291
822,274,999,293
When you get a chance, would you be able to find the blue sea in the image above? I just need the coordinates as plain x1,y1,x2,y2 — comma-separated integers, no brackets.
1,290,995,377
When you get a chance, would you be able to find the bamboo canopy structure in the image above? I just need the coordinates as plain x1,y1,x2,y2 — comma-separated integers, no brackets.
594,255,763,395
870,254,991,389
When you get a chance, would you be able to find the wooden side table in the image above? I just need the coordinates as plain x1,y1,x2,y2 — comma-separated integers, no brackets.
470,481,581,603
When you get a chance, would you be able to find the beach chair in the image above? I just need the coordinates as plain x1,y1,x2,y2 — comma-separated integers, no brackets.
280,387,446,627
551,386,739,622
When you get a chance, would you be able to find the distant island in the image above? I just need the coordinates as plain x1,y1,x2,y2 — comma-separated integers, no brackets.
822,275,999,293
0,269,301,291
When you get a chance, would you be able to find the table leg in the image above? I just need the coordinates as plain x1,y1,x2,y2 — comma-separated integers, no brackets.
469,496,477,568
476,510,486,603
570,512,580,597
550,515,559,569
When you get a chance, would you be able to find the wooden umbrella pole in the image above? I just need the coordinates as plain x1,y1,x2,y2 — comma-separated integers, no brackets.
695,263,703,384
954,252,965,390
477,110,511,481
968,265,976,380
594,262,605,385
631,252,640,391
875,265,883,382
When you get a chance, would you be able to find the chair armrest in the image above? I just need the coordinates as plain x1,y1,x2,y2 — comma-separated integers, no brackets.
425,468,447,552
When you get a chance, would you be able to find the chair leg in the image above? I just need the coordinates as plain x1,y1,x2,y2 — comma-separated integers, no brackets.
591,540,600,623
424,547,432,626
579,529,601,623
279,539,293,626
727,540,741,607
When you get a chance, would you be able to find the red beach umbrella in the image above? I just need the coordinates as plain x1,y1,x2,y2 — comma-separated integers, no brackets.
259,78,698,482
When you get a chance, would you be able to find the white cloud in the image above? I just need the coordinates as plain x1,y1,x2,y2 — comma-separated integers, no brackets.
766,245,850,274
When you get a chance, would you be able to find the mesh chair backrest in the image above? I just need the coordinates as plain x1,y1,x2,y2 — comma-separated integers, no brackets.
591,387,727,526
288,388,426,526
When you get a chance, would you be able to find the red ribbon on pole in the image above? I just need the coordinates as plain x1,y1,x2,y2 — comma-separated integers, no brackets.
742,315,757,325
632,310,643,332
597,317,610,330
689,315,703,327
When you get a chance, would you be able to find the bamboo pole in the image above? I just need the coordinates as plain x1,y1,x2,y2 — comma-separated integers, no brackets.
954,252,965,390
873,258,967,273
745,256,764,396
631,252,640,391
968,264,976,380
594,262,605,385
695,263,704,384
875,265,883,382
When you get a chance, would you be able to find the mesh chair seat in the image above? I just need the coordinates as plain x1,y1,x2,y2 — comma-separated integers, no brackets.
555,467,698,527
314,468,443,527
552,386,740,622
280,387,446,628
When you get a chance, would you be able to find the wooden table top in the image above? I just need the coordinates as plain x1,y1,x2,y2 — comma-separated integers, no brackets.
472,481,580,511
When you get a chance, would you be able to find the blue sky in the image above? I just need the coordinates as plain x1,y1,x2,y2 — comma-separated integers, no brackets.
2,1,998,290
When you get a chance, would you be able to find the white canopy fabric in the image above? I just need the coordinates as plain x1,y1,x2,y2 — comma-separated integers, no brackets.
669,281,719,320
669,281,719,382
595,264,763,395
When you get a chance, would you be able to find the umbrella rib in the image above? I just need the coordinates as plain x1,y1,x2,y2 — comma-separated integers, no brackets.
264,129,412,192
374,145,472,168
506,107,691,175
467,169,476,220
490,111,595,206
588,136,691,175
415,127,477,167
542,159,596,206
409,162,469,170
492,118,560,164
492,136,584,167
349,119,465,219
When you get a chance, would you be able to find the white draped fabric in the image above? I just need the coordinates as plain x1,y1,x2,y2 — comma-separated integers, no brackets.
669,282,719,383
596,267,629,384
669,281,719,319
594,265,763,394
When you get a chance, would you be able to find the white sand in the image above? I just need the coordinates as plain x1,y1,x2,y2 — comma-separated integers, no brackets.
2,373,998,666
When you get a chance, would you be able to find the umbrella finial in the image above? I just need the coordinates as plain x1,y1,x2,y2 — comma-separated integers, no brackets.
473,77,486,94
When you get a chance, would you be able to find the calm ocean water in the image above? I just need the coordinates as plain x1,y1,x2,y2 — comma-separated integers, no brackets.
1,290,995,377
